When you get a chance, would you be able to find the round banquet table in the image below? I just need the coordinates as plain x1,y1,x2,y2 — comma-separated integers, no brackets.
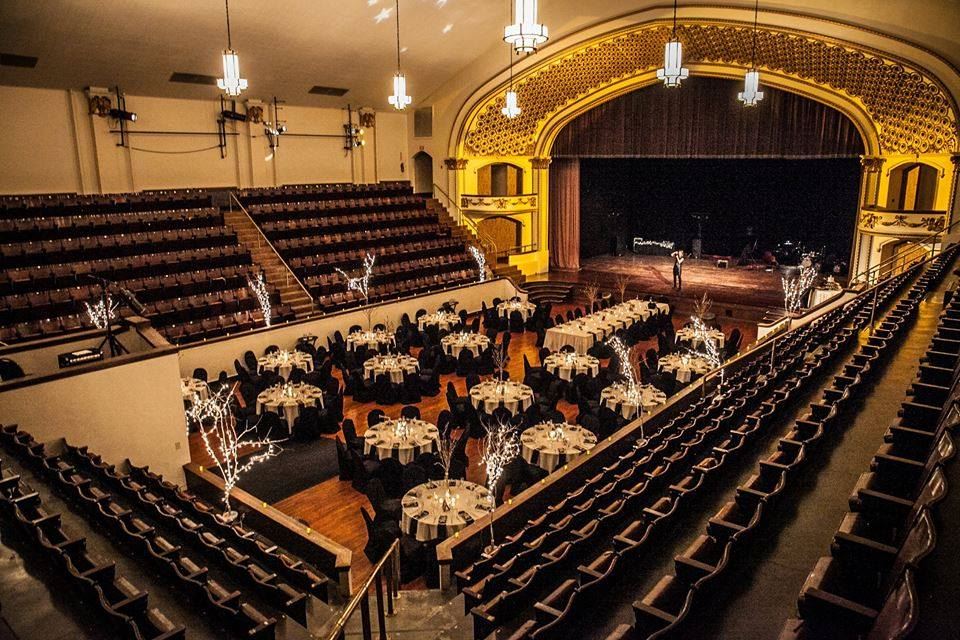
418,311,459,332
401,479,493,542
363,419,439,464
659,354,713,383
346,330,395,352
363,354,420,384
675,326,725,350
256,383,325,431
441,332,490,358
520,422,597,472
181,377,209,404
469,380,534,415
601,383,668,420
542,352,600,381
497,300,537,319
257,350,314,380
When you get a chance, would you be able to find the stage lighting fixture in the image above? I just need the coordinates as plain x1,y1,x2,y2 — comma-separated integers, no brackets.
109,108,137,122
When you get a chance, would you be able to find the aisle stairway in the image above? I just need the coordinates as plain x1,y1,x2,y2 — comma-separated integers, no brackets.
523,280,575,305
429,199,526,286
222,207,316,319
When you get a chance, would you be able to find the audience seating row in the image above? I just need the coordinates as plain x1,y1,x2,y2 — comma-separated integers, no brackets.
0,207,221,242
237,181,411,205
0,189,211,219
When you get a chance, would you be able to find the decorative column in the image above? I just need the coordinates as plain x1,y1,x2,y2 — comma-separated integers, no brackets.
443,157,469,223
529,157,552,261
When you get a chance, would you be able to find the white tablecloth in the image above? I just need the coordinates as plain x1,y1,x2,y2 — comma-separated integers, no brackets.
256,383,325,431
363,355,420,384
418,311,459,332
181,377,209,403
659,354,713,383
257,351,314,380
675,327,725,350
542,353,600,381
363,419,439,464
442,332,490,358
543,301,668,353
520,423,597,472
497,300,537,319
401,479,492,542
469,380,534,415
601,383,668,420
346,330,395,352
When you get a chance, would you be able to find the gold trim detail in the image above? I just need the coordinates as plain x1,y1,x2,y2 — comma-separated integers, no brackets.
464,23,958,157
443,158,469,170
460,195,539,210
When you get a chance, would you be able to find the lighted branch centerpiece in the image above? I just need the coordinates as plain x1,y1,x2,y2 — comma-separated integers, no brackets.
433,428,467,512
188,385,283,522
469,246,487,283
581,282,601,313
479,419,520,554
336,252,377,311
782,257,820,314
84,295,119,330
686,292,722,369
247,273,272,327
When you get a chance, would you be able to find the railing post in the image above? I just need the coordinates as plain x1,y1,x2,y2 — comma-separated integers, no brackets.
385,550,396,616
375,570,388,640
870,285,878,333
360,593,372,640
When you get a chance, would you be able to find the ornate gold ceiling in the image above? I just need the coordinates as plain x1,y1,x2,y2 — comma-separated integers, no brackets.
463,22,959,157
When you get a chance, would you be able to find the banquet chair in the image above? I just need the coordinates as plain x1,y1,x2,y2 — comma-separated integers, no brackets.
375,374,399,405
400,405,421,421
477,346,495,375
289,368,306,384
574,308,584,319
293,407,320,442
243,350,259,372
560,344,576,354
264,344,279,355
335,438,352,481
403,462,429,490
192,368,208,383
510,311,526,333
470,316,481,333
400,374,422,405
366,477,403,520
348,448,380,492
341,419,365,452
361,507,401,563
367,409,386,429
349,324,362,334
255,411,284,440
456,351,477,377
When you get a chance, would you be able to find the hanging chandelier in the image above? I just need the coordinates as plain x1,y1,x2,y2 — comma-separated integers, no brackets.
657,0,688,88
738,0,765,106
504,0,548,55
502,26,521,119
388,0,412,110
217,0,248,97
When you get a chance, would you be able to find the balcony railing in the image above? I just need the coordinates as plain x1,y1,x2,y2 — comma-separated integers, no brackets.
858,206,947,236
459,193,539,213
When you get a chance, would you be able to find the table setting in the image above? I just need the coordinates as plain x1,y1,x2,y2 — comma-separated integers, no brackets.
543,301,667,353
257,350,314,380
497,299,537,319
400,479,492,541
346,329,396,352
441,332,490,358
675,326,725,350
469,379,534,415
418,310,460,332
542,352,600,381
520,422,597,472
363,354,420,384
363,418,439,464
180,377,209,404
255,382,325,430
659,353,713,383
600,382,668,420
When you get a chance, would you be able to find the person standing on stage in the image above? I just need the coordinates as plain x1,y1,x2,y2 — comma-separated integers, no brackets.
671,249,685,291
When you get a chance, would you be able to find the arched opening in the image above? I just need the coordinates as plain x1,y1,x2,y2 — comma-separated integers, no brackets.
886,163,939,211
476,163,524,196
476,215,523,254
412,151,433,194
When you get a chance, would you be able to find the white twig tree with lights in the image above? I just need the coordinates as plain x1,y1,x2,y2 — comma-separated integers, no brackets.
607,335,640,398
479,418,519,554
782,263,820,314
336,252,377,306
189,385,283,521
247,273,272,327
469,246,487,283
84,295,119,330
688,293,722,368
435,427,466,482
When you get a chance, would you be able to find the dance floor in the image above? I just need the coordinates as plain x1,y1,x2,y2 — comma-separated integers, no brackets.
568,254,787,308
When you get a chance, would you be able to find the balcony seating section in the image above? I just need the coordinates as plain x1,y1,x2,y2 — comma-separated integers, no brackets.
239,182,479,313
616,246,958,640
780,257,960,640
0,190,295,345
0,425,339,638
451,278,893,639
0,457,186,639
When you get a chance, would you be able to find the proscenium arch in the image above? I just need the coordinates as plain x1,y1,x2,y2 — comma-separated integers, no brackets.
451,16,959,159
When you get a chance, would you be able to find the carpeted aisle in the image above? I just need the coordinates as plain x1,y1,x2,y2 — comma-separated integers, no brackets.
216,437,340,504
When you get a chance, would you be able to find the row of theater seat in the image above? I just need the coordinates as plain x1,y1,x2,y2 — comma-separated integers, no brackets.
1,225,238,268
237,181,411,205
626,247,956,640
273,223,451,260
0,455,185,639
260,207,435,239
248,194,426,221
142,285,278,326
0,207,221,242
159,307,295,345
782,256,960,639
316,269,478,314
291,236,464,278
455,289,876,639
307,253,474,296
0,189,211,218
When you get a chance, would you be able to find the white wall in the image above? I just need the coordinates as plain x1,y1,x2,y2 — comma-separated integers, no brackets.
0,352,190,482
0,85,410,195
177,278,522,379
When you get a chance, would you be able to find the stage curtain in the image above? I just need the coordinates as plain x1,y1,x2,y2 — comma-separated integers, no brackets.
552,78,865,159
549,158,581,271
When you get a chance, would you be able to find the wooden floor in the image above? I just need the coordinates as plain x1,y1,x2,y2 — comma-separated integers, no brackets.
551,254,788,309
189,301,758,590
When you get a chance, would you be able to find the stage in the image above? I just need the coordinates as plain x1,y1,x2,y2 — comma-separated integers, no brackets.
554,254,787,310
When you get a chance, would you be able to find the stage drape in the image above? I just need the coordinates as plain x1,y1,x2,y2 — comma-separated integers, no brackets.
549,158,580,271
552,78,864,159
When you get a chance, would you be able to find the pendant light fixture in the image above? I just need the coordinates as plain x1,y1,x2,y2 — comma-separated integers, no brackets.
217,0,248,97
502,2,522,119
657,0,688,88
504,0,548,55
738,0,765,107
388,0,412,110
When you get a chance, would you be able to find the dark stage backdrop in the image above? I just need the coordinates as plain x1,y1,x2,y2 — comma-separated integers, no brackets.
579,158,861,264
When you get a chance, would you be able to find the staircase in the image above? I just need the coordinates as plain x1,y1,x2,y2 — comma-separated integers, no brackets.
523,280,575,305
222,207,316,319
427,198,526,285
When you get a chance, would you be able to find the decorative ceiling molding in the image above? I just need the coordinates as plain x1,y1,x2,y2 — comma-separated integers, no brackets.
462,21,959,157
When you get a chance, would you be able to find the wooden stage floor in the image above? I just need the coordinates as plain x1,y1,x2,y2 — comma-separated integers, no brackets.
189,303,758,590
558,254,786,309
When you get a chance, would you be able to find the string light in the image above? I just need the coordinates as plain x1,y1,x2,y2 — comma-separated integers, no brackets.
479,418,520,553
336,252,377,305
247,273,271,327
191,385,282,521
84,295,119,330
782,262,819,313
607,335,640,399
469,246,487,282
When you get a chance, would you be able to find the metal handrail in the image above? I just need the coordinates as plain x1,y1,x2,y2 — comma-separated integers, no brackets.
325,539,400,640
432,183,500,257
228,192,315,304
847,216,960,287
